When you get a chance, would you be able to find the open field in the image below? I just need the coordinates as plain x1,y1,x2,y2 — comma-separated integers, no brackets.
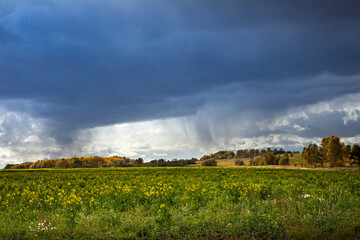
1,167,359,239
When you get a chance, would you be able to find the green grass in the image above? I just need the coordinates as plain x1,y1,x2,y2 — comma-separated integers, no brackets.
0,167,359,239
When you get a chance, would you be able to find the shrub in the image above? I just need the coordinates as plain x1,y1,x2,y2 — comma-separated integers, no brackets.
279,154,290,165
201,159,217,166
335,160,344,167
186,158,197,164
279,157,290,165
265,153,277,165
235,159,245,166
252,157,265,166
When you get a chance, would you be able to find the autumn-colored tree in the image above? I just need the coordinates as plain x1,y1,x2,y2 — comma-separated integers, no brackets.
302,143,320,166
236,150,244,158
321,136,343,167
343,144,351,164
264,153,277,165
55,159,69,168
249,149,256,157
279,153,290,165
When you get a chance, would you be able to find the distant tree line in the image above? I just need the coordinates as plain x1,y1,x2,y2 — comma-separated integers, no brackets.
302,136,360,167
142,158,198,167
4,156,135,169
235,148,298,158
200,148,299,161
4,156,198,169
4,135,360,169
249,153,291,166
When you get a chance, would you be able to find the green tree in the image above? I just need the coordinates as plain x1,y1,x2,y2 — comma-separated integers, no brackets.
135,158,144,165
70,157,83,168
350,143,360,166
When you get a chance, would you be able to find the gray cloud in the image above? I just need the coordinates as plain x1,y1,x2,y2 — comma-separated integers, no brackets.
0,0,360,164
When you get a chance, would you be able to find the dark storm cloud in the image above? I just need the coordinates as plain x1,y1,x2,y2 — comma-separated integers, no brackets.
1,0,360,144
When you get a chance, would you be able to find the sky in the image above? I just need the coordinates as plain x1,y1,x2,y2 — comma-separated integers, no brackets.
1,0,360,167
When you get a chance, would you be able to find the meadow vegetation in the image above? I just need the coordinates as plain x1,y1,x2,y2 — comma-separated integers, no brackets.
0,167,359,239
